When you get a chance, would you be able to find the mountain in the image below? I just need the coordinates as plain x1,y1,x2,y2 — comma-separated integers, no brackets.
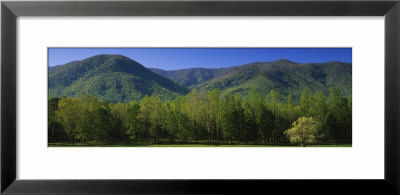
48,54,189,102
150,59,352,99
149,67,230,88
49,55,351,103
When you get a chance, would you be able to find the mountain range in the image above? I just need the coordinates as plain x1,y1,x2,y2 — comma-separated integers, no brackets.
48,54,352,102
151,59,352,98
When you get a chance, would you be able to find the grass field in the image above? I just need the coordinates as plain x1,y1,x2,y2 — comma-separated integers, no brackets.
48,143,352,147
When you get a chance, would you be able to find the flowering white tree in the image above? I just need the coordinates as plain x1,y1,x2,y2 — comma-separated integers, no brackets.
284,116,321,147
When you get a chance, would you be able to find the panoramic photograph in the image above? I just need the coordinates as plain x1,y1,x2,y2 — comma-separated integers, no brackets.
48,48,352,147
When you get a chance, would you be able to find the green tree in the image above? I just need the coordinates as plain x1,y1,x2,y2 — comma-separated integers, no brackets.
299,90,312,116
48,97,65,143
165,98,191,143
183,89,202,143
257,104,274,143
165,101,179,143
311,91,328,138
221,94,245,144
197,89,212,143
244,89,262,144
281,94,299,123
124,101,141,142
94,106,112,142
327,88,352,142
139,95,165,144
76,94,99,143
56,97,81,143
208,89,222,143
110,102,128,141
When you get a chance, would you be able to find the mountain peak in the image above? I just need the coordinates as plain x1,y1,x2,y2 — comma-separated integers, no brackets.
272,59,296,64
80,54,149,74
90,54,124,58
87,54,132,62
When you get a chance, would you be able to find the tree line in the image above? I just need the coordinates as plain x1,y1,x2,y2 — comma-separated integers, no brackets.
48,88,351,145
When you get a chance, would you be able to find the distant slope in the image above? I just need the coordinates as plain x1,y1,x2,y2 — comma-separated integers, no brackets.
48,54,189,102
149,67,230,88
150,59,352,99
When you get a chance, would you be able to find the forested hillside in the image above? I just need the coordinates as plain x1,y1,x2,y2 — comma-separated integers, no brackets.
149,67,230,87
48,54,189,102
151,59,352,100
49,55,351,103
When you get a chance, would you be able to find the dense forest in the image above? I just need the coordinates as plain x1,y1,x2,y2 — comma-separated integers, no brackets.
48,88,351,146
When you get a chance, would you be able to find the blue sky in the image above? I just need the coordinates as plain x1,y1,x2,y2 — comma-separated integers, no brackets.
48,48,352,70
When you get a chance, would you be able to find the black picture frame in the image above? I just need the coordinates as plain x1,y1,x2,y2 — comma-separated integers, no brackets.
1,0,399,194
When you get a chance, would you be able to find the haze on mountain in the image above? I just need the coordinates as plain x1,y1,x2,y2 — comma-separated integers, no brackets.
49,54,351,103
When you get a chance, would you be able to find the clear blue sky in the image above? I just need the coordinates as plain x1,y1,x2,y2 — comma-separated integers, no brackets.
48,48,352,70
